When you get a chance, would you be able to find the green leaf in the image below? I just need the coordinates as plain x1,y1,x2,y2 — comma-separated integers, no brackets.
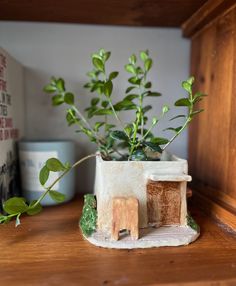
101,100,109,108
93,109,113,116
194,91,207,98
109,71,119,80
170,115,186,121
131,150,147,161
143,105,152,113
110,130,128,141
140,51,149,62
81,127,94,138
151,137,169,145
146,92,162,97
104,51,111,61
84,82,92,89
105,124,116,131
39,165,50,186
104,80,113,97
191,109,204,117
91,98,100,106
143,142,162,153
128,77,141,85
162,105,170,114
66,109,78,126
145,82,152,88
94,122,105,132
49,191,66,203
129,54,137,65
164,126,182,133
64,162,71,169
143,116,148,124
113,100,136,111
92,53,102,60
64,92,74,105
125,86,136,94
3,197,28,215
86,71,96,78
92,57,104,72
43,84,57,93
136,66,143,75
56,78,65,92
124,125,133,137
52,94,64,106
175,127,183,133
152,117,158,125
144,59,152,71
27,200,43,216
46,158,65,172
193,92,207,103
99,48,105,56
91,81,104,93
123,94,139,101
175,98,191,107
187,76,195,85
182,81,192,93
125,64,136,74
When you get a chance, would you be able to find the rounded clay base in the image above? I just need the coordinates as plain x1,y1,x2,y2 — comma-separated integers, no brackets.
84,226,199,249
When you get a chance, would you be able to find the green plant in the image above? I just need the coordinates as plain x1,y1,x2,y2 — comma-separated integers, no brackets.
187,213,200,233
79,194,97,237
0,154,96,226
0,48,206,228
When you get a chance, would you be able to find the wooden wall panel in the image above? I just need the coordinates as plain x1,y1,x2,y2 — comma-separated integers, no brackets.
186,3,236,229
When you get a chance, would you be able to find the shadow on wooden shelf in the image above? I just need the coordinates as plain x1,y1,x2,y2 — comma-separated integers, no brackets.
0,194,235,285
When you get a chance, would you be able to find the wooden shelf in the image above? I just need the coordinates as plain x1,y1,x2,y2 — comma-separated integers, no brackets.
0,0,207,27
182,0,236,37
0,195,236,285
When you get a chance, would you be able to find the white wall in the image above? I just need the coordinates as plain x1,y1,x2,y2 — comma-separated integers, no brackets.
0,22,190,193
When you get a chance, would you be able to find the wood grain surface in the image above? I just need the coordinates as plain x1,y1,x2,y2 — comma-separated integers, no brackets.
188,2,236,230
112,197,139,240
0,195,236,286
0,0,207,27
182,0,236,37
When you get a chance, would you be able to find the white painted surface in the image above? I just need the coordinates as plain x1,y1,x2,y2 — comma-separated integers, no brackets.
94,152,189,233
148,174,192,181
0,22,190,192
86,226,199,249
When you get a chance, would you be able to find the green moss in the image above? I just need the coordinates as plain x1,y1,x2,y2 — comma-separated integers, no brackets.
79,194,97,237
187,213,200,233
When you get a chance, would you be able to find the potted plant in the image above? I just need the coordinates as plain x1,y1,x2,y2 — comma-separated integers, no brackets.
0,49,204,248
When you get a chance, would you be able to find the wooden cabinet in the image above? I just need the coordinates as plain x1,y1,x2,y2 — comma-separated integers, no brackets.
182,0,236,230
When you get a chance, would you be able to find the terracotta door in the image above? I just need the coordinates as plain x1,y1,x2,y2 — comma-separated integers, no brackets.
146,180,181,226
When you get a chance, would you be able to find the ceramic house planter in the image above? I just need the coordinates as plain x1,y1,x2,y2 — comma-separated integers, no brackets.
84,152,200,249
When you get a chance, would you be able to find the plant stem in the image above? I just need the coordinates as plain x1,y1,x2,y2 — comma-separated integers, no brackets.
31,153,98,209
72,105,97,137
162,94,193,152
162,118,190,151
108,100,126,131
139,74,146,137
141,122,156,141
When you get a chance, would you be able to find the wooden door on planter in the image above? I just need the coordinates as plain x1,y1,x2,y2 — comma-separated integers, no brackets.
147,180,181,226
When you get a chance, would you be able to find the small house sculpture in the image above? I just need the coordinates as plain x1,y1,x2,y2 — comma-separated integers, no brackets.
83,152,199,249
